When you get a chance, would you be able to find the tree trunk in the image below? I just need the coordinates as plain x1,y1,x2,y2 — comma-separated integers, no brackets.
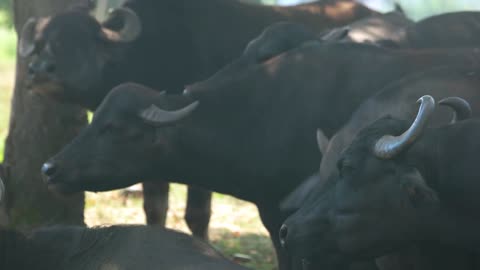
1,0,88,228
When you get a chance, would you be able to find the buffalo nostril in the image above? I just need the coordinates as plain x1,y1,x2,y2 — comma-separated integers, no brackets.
41,162,57,178
279,224,289,248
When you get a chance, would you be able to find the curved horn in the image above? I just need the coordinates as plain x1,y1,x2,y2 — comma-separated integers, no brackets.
316,129,329,156
374,95,435,159
19,18,38,57
0,174,4,203
101,7,142,43
438,97,472,123
139,101,199,126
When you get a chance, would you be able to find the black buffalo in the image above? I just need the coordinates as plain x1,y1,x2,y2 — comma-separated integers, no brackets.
19,0,378,239
405,11,480,48
330,96,480,269
0,172,249,270
281,66,480,269
41,33,480,269
2,225,252,270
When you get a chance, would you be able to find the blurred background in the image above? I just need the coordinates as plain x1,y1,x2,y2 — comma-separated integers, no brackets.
0,0,479,269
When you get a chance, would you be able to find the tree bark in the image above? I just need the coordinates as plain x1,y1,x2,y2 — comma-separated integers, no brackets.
1,0,88,228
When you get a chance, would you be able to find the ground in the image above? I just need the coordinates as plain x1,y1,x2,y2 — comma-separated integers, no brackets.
0,18,276,270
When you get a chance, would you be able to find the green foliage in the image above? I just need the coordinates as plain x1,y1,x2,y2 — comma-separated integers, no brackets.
396,0,480,20
0,20,14,163
0,0,12,27
0,26,16,63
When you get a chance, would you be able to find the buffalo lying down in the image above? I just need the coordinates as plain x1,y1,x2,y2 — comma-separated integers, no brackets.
2,225,251,270
0,176,249,270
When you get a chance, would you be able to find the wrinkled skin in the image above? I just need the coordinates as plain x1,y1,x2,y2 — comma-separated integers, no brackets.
281,66,480,268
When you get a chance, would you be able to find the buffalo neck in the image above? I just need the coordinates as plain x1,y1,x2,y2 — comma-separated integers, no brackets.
410,121,480,213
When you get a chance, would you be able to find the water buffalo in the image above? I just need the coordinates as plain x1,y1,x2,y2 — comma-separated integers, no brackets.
39,30,480,269
0,173,249,270
280,66,480,269
330,96,480,269
405,11,480,48
18,0,378,240
2,225,253,270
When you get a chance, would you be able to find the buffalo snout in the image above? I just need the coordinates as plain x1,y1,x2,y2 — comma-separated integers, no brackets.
28,59,56,76
279,224,289,248
41,161,57,181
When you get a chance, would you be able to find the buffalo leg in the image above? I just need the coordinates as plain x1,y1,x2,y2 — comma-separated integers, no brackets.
142,181,169,226
185,186,212,240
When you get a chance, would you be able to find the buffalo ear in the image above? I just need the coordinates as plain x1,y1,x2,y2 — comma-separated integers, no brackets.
99,7,142,43
320,26,350,42
402,169,439,208
19,17,50,58
139,93,199,127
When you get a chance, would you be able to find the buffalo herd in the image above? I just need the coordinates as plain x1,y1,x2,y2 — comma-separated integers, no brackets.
3,0,480,269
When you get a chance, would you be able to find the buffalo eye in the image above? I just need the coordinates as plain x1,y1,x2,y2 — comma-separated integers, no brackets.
337,158,355,178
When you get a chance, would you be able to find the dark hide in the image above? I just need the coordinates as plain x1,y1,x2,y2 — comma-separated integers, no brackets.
282,66,480,269
24,0,377,241
406,11,480,49
24,0,378,109
42,41,480,269
0,225,249,270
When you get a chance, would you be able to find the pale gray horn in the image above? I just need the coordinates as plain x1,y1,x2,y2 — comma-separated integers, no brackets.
374,95,435,159
19,18,37,57
101,7,142,43
316,129,329,156
320,26,350,42
438,97,472,123
0,174,4,203
139,101,199,126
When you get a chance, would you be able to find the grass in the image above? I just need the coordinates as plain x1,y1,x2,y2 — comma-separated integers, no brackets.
0,21,276,270
85,185,276,270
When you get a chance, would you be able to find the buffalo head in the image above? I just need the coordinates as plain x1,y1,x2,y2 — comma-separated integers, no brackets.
41,83,198,194
331,96,471,257
19,8,141,109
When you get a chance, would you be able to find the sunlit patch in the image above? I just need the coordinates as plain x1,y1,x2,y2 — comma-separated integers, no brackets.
325,2,357,22
100,262,120,270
